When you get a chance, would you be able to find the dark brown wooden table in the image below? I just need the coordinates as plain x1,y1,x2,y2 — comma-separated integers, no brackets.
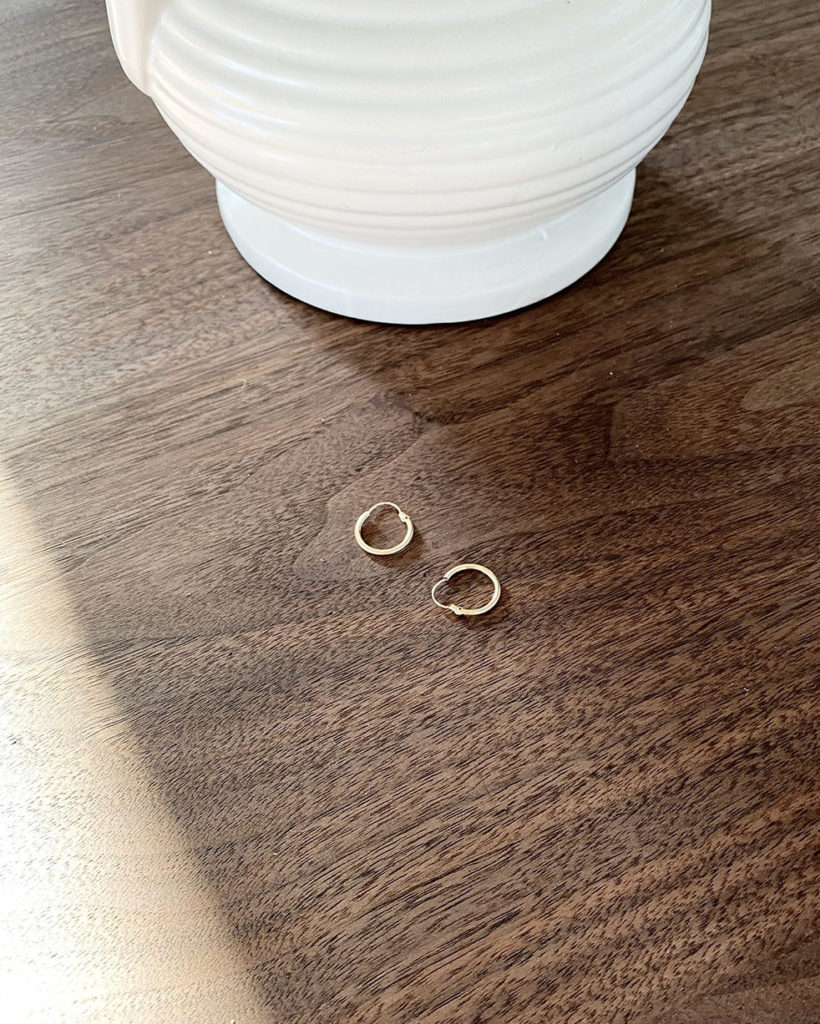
1,1,818,1021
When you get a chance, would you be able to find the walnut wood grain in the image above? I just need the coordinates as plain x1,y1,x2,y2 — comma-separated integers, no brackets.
0,1,818,1022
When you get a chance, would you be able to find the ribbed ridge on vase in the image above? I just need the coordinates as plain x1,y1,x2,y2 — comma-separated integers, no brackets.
147,0,709,244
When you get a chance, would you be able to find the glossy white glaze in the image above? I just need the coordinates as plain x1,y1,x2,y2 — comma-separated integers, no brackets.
106,0,710,322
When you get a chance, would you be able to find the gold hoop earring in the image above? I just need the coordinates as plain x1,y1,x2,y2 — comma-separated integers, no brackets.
431,563,501,616
354,502,414,556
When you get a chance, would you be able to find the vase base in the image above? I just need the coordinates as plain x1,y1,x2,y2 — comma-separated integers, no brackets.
216,172,635,325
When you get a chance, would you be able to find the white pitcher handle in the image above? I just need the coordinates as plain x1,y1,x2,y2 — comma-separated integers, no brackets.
105,0,168,94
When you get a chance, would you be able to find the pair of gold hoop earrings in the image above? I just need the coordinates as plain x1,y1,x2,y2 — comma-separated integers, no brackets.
354,501,502,617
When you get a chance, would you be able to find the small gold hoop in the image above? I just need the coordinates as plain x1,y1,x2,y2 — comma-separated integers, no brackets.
354,502,414,556
431,563,501,616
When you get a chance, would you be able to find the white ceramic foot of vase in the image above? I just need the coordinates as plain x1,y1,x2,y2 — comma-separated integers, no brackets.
216,172,635,325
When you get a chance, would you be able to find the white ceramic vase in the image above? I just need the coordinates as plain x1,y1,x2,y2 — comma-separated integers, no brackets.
105,0,710,324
